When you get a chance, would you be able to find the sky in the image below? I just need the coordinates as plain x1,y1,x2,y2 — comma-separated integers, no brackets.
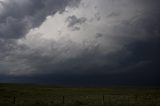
0,0,160,86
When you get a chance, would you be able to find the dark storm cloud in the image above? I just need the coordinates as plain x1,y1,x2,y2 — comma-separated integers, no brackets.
110,0,160,38
5,39,103,75
0,0,160,85
0,0,81,39
1,0,160,75
0,0,82,75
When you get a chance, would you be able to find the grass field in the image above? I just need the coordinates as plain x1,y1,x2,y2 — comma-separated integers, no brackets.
0,84,159,106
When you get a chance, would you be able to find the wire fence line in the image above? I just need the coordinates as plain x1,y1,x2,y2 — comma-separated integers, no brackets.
0,94,159,106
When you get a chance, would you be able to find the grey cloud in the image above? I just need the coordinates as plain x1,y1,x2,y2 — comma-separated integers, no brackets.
0,36,132,76
94,12,101,21
0,17,27,39
72,26,80,31
0,0,81,39
0,0,160,77
66,15,87,30
118,14,160,40
107,12,120,17
0,38,103,75
96,33,103,38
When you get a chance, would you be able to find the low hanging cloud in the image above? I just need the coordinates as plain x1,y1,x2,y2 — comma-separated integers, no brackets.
0,0,160,76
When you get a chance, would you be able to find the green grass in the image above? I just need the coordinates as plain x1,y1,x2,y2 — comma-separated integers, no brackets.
0,84,159,106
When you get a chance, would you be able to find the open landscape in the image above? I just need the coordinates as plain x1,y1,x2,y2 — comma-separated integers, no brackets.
0,0,160,106
0,84,159,106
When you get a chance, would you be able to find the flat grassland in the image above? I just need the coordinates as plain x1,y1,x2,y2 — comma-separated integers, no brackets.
0,84,159,106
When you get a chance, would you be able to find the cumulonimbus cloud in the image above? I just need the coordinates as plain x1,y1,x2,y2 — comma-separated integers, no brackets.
0,0,160,76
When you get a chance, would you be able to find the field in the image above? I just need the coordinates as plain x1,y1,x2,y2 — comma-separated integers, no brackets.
0,84,160,106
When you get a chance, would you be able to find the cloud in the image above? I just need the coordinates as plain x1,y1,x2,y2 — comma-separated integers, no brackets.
66,15,87,30
0,0,160,77
0,0,81,39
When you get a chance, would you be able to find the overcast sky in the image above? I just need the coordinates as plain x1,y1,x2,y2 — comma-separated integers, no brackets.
0,0,160,86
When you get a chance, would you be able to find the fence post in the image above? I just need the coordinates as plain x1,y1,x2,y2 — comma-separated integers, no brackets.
135,94,138,103
62,96,65,106
13,96,16,104
102,95,105,105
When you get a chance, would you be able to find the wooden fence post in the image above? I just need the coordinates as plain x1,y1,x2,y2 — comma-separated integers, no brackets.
102,95,105,105
135,95,138,103
62,96,65,106
13,96,16,104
